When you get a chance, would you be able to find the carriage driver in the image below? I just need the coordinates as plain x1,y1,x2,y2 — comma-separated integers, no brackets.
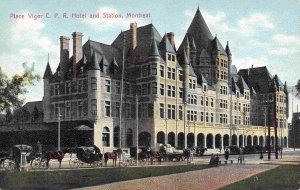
93,145,101,155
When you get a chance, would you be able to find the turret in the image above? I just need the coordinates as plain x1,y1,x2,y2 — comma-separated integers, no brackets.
212,35,220,56
109,57,119,74
226,41,232,84
183,48,190,104
150,37,159,57
43,56,52,122
190,37,197,65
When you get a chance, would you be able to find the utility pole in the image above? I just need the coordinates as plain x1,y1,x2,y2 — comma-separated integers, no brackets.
58,107,61,151
136,94,138,166
268,105,271,160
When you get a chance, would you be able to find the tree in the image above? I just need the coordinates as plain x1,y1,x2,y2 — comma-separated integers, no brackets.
0,63,40,111
296,79,300,97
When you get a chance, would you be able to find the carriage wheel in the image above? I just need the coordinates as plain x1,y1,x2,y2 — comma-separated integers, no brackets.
69,158,80,168
31,157,42,169
3,159,15,170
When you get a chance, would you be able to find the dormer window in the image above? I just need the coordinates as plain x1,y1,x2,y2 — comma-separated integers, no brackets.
167,53,172,61
171,55,175,61
203,85,207,92
236,92,240,98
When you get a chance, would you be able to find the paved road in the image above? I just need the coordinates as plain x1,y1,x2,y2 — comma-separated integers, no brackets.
74,164,277,190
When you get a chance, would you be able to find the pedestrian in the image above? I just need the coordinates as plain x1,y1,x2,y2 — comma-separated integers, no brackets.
260,150,263,160
225,148,229,160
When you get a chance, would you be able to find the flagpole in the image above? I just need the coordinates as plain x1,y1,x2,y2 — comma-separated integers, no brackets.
136,94,139,166
119,33,125,149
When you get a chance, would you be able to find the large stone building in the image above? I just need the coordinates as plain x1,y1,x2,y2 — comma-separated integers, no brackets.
13,8,288,151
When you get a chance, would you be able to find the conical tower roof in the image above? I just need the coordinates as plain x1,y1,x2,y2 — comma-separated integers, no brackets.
149,37,159,56
225,41,232,56
43,62,52,79
88,50,100,70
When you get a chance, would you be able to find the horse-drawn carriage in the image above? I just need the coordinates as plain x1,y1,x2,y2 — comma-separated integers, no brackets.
0,145,33,171
69,146,103,168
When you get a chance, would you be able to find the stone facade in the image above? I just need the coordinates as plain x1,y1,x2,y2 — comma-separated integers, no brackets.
42,8,288,151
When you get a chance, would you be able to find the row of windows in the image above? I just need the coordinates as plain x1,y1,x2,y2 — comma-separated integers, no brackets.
216,58,228,68
217,70,228,80
188,111,215,123
189,79,196,89
220,99,228,109
50,100,88,119
51,79,88,96
160,104,183,120
244,92,250,100
220,86,228,95
159,65,183,81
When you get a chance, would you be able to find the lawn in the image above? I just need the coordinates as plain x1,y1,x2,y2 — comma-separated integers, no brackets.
0,164,209,189
220,165,300,190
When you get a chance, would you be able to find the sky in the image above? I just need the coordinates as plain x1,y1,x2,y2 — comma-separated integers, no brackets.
0,0,299,121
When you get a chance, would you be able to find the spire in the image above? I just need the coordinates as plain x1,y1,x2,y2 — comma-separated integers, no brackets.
185,35,190,49
88,50,100,70
183,48,189,65
225,41,232,56
47,53,49,64
191,37,196,50
150,37,159,56
212,35,220,52
109,57,119,74
43,61,52,79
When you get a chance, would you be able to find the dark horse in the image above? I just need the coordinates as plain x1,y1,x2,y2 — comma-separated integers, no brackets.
182,149,191,161
43,150,65,168
104,149,121,167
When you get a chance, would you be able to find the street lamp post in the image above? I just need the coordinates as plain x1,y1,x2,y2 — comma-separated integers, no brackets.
58,107,61,151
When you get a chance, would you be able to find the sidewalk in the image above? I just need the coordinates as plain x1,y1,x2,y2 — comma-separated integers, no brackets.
73,164,277,190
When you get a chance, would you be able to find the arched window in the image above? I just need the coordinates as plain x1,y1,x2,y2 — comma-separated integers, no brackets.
102,127,110,147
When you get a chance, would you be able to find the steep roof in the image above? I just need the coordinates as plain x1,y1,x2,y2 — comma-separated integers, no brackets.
225,41,232,56
43,62,52,79
150,36,160,56
159,34,176,54
197,73,207,85
212,36,227,55
238,66,274,93
23,101,43,113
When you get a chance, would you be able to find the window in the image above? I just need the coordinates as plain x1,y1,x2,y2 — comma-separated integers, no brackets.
152,82,157,94
172,86,175,97
200,112,204,122
105,80,111,93
206,97,208,106
220,86,228,95
187,110,191,121
167,67,171,79
200,96,204,106
167,85,171,96
54,84,59,95
172,68,176,80
179,106,183,120
203,85,207,92
193,80,196,89
211,113,214,123
151,63,157,75
179,88,183,98
116,102,120,117
142,65,148,77
78,80,83,93
105,101,111,117
91,99,97,115
206,112,209,122
66,81,71,94
210,98,214,107
78,101,83,117
160,104,164,118
167,105,172,119
160,65,164,77
102,127,110,147
160,84,164,95
116,81,121,94
179,70,183,81
171,55,175,62
66,102,71,118
168,53,172,61
171,105,176,119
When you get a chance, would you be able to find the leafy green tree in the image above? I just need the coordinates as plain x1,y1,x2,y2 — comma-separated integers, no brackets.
0,63,40,111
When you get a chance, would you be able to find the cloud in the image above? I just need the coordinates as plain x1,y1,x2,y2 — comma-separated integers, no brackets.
236,13,275,36
272,34,300,46
269,34,300,55
0,16,59,77
83,7,147,31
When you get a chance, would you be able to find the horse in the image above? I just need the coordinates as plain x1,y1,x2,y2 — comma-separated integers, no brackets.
0,151,9,168
43,150,65,169
182,148,191,161
149,149,165,165
195,147,207,156
104,149,121,167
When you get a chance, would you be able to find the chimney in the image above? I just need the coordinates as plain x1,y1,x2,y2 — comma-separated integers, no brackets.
59,36,70,78
72,32,83,78
130,22,137,50
167,32,175,48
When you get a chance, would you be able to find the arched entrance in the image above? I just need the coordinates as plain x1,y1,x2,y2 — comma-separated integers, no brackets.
187,133,195,148
177,132,184,149
206,134,213,149
253,136,258,145
259,136,264,146
223,134,229,147
197,133,205,147
126,128,133,147
102,127,110,147
157,131,165,144
215,134,222,148
247,135,252,146
139,132,151,146
168,132,175,147
239,135,243,147
113,126,119,147
232,134,237,146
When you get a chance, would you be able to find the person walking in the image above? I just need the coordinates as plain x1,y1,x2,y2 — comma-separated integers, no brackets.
225,148,229,160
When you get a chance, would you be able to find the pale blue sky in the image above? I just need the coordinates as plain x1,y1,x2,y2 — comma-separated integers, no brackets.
0,0,299,120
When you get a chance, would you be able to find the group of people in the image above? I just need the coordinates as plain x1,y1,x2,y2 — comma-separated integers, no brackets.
209,148,230,166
